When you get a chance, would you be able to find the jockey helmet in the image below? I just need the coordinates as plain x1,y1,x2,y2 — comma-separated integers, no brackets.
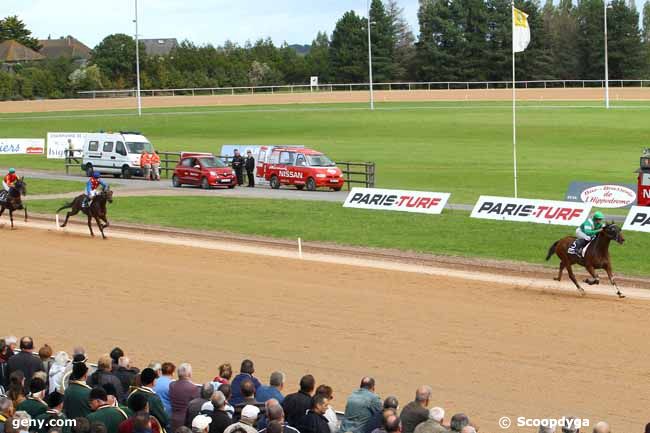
593,211,605,221
92,171,101,179
8,168,15,173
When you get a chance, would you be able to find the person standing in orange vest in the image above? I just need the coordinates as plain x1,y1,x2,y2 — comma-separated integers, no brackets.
140,151,152,180
150,152,161,181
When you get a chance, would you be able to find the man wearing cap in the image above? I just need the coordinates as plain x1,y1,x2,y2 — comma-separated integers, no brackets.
34,392,71,433
87,387,129,433
570,211,606,256
192,414,212,433
1,168,19,202
127,368,169,429
223,406,258,433
16,377,48,418
64,362,92,419
6,337,44,391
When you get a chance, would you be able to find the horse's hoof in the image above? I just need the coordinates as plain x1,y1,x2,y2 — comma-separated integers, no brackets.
617,291,626,299
578,288,586,296
554,277,560,281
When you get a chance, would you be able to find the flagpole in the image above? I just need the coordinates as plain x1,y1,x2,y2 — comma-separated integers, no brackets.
512,1,518,198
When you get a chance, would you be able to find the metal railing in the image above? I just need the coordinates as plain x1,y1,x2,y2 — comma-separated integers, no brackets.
77,79,650,99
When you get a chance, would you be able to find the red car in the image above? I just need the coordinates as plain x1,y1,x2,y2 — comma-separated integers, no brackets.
172,154,237,189
256,146,345,191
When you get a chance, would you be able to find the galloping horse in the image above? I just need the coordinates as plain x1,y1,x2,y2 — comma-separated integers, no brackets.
546,223,625,298
57,186,113,239
0,178,28,229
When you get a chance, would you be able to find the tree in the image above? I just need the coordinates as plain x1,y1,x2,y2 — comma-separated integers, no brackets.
305,31,332,82
643,1,650,74
369,0,396,82
386,0,417,80
576,0,605,79
606,0,644,78
543,0,580,79
91,34,142,88
0,16,39,50
330,11,369,82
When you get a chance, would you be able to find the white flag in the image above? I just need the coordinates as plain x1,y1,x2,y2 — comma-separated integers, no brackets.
513,7,530,53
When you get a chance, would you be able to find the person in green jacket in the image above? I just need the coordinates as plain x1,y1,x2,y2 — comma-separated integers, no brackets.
87,388,129,433
34,392,71,433
16,377,48,419
126,368,169,429
101,383,133,419
64,363,93,419
571,211,605,256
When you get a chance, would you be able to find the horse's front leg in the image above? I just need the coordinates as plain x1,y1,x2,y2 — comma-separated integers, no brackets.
87,213,94,237
23,205,28,222
94,216,106,239
566,265,585,295
584,265,600,285
9,208,14,229
605,262,625,299
554,262,565,281
100,214,109,229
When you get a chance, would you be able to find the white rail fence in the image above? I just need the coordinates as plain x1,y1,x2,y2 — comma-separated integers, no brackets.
77,79,650,99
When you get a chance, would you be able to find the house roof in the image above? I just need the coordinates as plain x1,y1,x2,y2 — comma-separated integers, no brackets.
141,38,178,56
38,36,92,60
0,40,45,62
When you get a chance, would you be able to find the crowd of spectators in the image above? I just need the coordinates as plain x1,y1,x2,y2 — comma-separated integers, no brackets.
0,336,623,433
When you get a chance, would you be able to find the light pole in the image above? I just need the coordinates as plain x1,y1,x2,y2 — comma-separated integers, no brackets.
134,0,142,116
367,0,375,111
604,0,610,109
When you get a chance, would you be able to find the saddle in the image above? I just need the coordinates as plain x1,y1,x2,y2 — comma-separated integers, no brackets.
568,239,591,259
0,190,6,203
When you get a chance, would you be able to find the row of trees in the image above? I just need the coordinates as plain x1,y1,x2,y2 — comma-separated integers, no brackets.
1,0,650,99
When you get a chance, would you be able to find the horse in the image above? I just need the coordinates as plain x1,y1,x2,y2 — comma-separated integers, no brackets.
0,178,28,229
56,186,113,239
546,223,625,298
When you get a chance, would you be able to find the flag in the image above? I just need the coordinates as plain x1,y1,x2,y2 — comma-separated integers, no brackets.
513,7,530,53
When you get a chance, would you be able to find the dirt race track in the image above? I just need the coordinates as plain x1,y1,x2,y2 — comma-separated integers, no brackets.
2,87,650,113
3,224,650,432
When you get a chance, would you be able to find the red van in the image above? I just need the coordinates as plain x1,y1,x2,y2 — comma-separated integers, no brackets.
172,153,237,189
256,146,344,191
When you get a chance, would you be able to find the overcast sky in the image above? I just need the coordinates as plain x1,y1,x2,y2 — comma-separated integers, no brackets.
2,0,420,48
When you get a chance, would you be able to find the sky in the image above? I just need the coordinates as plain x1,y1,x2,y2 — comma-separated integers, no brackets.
1,0,420,49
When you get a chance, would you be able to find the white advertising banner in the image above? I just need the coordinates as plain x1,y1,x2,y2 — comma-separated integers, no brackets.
623,206,650,233
343,188,451,215
471,196,592,226
0,139,45,155
47,132,85,159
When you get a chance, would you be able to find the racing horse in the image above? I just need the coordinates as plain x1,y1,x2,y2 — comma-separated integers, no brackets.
0,178,28,229
546,223,625,298
56,186,113,239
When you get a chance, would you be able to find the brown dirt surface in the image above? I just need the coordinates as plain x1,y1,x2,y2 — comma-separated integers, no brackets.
1,88,649,113
4,225,650,432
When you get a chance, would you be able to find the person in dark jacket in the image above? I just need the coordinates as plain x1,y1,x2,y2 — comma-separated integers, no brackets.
400,386,432,433
114,358,139,394
127,368,169,429
204,391,232,433
87,356,125,403
185,382,213,427
64,363,92,419
282,375,315,428
229,360,261,406
299,394,330,433
244,150,255,188
6,337,44,391
16,377,48,418
231,150,244,186
169,363,199,431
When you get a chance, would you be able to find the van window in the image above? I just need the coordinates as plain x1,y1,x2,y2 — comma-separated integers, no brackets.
116,142,127,156
181,158,194,167
88,141,99,151
103,142,114,152
126,142,153,154
279,151,294,165
269,151,280,164
295,154,306,166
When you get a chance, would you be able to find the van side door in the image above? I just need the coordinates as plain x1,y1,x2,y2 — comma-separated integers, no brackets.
115,141,128,170
256,149,267,179
278,151,297,185
86,140,102,161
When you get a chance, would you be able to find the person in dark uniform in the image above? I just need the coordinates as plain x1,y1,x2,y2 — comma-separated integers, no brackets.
231,150,244,186
87,387,129,433
64,363,92,419
126,368,168,429
245,150,255,188
34,392,71,433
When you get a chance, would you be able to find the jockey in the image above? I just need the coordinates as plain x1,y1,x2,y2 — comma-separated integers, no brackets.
2,168,18,191
576,211,605,241
84,171,108,207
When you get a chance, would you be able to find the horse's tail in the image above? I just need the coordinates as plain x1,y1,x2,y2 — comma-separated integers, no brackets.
546,240,559,261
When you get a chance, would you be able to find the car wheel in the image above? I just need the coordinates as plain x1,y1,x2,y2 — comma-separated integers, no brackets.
201,177,210,189
122,166,132,179
113,173,122,178
296,184,305,190
270,175,280,189
332,187,342,192
306,177,316,191
228,185,235,189
85,164,94,176
172,175,181,188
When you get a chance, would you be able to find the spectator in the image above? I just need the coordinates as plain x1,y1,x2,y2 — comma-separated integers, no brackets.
230,361,261,406
223,405,258,433
6,337,44,391
109,350,125,374
149,363,162,378
87,387,129,433
256,373,285,404
384,415,401,433
448,414,469,433
368,396,399,433
72,417,91,433
63,362,92,419
257,404,299,433
245,150,255,188
340,377,382,433
16,377,47,418
369,408,397,433
186,384,214,427
218,385,234,420
233,381,264,422
399,387,432,433
561,417,579,433
62,351,88,393
213,365,232,387
314,386,337,433
0,396,14,433
256,400,279,431
115,358,139,395
8,411,31,433
192,415,212,433
169,363,200,432
140,151,152,181
414,407,447,433
265,421,284,433
4,338,17,355
128,368,169,429
90,423,107,433
6,371,26,408
87,356,125,403
34,392,70,433
298,394,330,433
102,384,131,416
231,150,244,187
592,422,609,433
203,391,232,433
49,352,70,394
153,363,175,417
282,375,315,428
120,393,164,433
459,427,475,433
539,427,555,433
151,152,161,181
0,340,13,390
37,346,53,375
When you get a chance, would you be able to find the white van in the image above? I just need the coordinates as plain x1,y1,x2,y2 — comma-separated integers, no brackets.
81,131,155,178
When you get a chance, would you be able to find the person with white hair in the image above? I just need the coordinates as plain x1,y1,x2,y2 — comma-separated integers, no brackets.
48,352,69,394
170,363,200,431
592,421,610,433
0,396,15,433
414,407,448,433
12,411,31,433
539,426,556,433
459,427,475,433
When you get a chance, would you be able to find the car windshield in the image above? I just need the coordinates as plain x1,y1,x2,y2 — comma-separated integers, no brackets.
198,157,226,168
126,142,153,154
306,154,335,167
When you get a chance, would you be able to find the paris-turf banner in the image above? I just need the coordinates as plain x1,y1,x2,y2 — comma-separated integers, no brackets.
471,196,592,226
623,206,650,233
343,188,451,215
